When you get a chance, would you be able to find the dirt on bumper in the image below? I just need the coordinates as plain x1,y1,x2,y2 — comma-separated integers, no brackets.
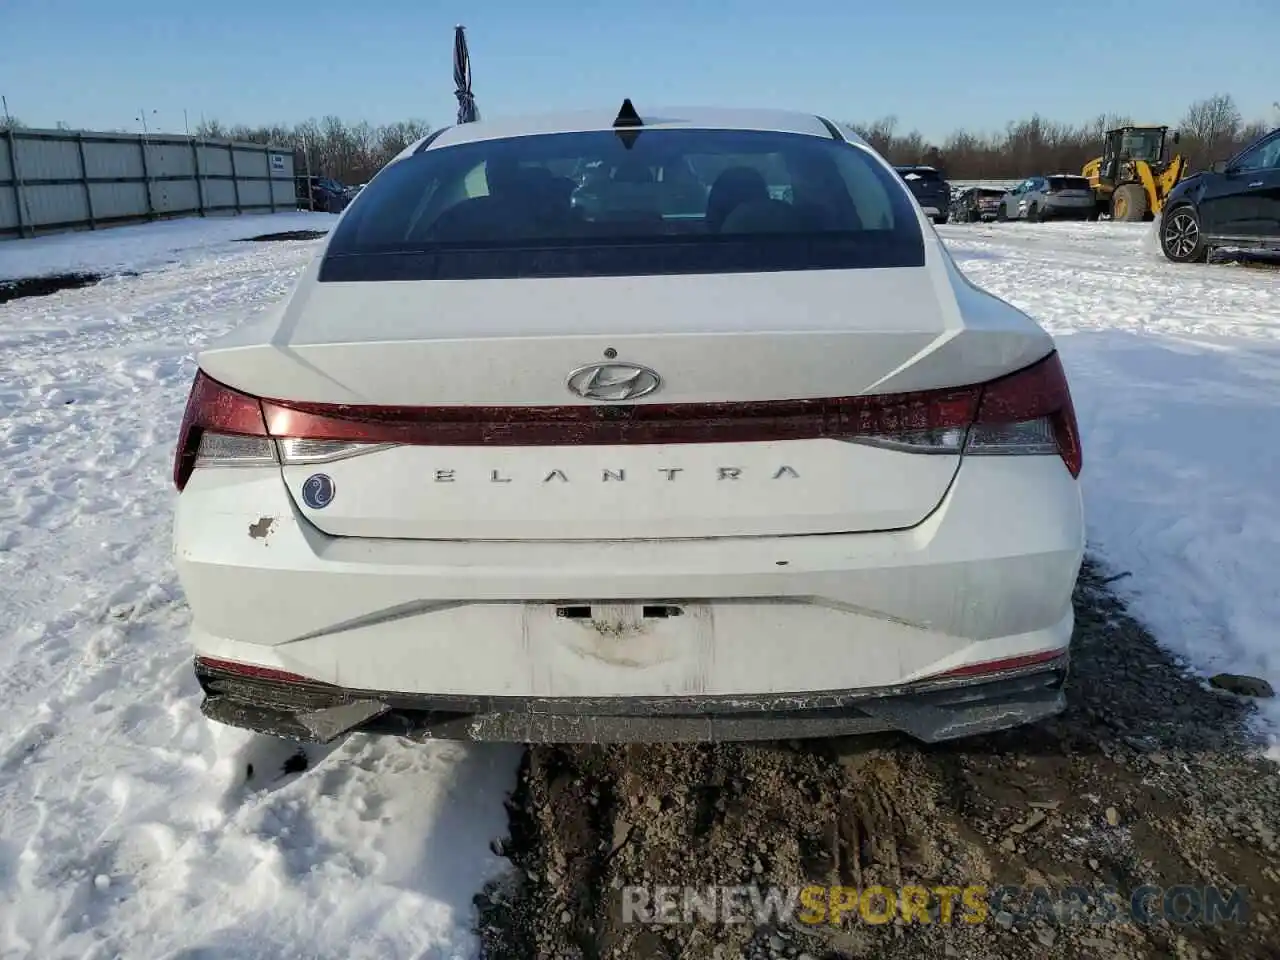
198,661,1068,746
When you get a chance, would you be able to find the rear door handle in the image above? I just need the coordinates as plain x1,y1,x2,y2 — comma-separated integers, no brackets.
1249,181,1264,188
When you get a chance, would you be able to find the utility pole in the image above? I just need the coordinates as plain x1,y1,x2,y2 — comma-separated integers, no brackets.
1,95,12,128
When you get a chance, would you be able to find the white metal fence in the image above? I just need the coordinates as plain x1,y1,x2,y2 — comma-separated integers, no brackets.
0,127,297,239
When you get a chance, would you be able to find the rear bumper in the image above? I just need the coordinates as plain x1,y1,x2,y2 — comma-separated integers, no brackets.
174,455,1084,735
1044,199,1096,217
195,653,1069,744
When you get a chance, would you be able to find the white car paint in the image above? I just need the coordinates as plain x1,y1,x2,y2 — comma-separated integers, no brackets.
171,106,1085,740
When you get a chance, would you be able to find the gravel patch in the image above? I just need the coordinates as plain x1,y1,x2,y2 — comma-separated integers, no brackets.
475,559,1280,959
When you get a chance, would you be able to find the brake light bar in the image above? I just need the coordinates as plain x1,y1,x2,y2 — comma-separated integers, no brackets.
258,387,982,447
171,351,1082,490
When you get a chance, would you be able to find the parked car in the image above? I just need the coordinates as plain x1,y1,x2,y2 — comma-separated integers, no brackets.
295,176,350,213
997,175,1096,221
951,186,1007,222
1159,126,1280,263
894,165,951,223
172,105,1084,747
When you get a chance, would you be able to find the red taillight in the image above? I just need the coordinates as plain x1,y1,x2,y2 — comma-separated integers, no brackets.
172,353,1080,481
973,351,1082,477
172,370,270,491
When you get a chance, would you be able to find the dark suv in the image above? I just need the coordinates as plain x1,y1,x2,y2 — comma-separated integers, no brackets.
296,176,351,214
894,165,951,224
951,186,1007,222
1160,126,1280,263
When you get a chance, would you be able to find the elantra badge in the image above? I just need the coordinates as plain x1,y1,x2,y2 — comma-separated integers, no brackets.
301,474,336,509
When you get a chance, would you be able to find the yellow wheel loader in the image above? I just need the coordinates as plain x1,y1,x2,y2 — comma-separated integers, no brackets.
1082,125,1187,221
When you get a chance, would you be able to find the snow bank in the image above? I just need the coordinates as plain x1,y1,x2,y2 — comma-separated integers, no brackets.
0,221,516,956
940,220,1280,751
0,212,339,281
1140,212,1164,259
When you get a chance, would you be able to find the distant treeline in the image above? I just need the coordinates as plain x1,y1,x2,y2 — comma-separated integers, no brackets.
852,93,1273,179
2,93,1272,184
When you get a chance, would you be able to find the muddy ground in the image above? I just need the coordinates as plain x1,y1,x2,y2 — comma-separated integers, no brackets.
473,561,1280,959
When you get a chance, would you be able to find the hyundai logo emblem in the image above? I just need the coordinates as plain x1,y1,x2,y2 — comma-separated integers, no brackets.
301,473,336,510
565,362,661,402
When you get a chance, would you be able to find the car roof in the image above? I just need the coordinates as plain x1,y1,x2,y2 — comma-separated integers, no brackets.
895,165,939,172
410,106,866,152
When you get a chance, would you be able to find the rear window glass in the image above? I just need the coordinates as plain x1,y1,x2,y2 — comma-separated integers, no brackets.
1048,176,1091,191
320,128,925,282
897,167,942,183
978,189,1005,198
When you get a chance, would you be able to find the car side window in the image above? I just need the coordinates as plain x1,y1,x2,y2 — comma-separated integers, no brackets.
1235,134,1280,172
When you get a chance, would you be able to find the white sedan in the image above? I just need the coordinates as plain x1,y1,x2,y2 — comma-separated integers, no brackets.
172,103,1085,745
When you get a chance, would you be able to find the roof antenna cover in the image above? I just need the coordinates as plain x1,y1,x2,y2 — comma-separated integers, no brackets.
613,98,643,128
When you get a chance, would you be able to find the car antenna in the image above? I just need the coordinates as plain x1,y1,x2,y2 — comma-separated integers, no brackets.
613,98,643,149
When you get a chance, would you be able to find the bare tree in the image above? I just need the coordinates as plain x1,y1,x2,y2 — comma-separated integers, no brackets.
185,92,1270,186
1179,94,1243,168
193,115,433,184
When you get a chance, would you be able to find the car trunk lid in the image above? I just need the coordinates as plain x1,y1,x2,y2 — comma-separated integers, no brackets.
198,264,1053,541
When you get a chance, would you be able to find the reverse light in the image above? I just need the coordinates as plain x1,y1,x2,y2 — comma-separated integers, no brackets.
276,437,394,465
172,371,273,491
968,351,1082,477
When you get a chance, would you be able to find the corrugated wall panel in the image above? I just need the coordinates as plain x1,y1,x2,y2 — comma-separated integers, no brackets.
270,179,296,206
0,189,18,232
146,142,196,178
203,179,237,209
24,183,88,226
233,149,269,178
151,180,201,214
237,180,271,208
1,129,298,238
198,145,233,177
18,137,82,180
89,181,149,219
83,140,145,180
267,151,295,179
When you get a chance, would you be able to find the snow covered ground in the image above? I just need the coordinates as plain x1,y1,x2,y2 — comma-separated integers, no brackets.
0,217,519,959
0,213,1277,956
938,219,1280,748
0,212,337,282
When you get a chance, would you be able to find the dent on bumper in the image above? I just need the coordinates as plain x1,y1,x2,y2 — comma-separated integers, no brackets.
195,655,1069,745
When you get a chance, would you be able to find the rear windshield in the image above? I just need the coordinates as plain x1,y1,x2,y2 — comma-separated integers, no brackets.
320,128,925,282
1048,176,1091,191
898,167,943,183
978,189,1005,199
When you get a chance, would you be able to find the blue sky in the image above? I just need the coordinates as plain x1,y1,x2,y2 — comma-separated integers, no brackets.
3,0,1278,140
